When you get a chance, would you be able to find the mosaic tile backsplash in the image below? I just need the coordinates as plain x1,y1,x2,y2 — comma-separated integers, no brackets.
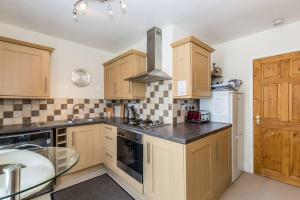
0,80,198,126
0,99,107,126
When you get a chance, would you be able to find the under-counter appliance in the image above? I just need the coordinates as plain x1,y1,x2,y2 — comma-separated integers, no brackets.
0,130,53,150
0,130,54,199
200,91,244,182
186,110,210,123
117,128,143,183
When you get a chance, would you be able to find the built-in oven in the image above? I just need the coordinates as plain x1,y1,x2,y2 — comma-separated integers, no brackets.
117,128,143,183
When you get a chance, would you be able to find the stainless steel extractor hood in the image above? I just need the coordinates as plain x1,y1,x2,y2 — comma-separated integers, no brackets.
125,27,171,83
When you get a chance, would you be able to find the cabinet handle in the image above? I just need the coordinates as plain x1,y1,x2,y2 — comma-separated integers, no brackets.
105,127,113,131
129,81,131,93
105,152,113,158
114,82,117,95
194,74,197,91
216,141,219,160
105,136,113,140
44,77,47,93
71,132,74,147
147,142,150,164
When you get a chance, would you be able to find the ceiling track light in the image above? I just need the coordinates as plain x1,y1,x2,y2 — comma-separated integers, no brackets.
73,0,128,19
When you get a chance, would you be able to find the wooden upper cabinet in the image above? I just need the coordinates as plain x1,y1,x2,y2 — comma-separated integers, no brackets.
172,36,214,99
0,39,52,98
103,50,146,100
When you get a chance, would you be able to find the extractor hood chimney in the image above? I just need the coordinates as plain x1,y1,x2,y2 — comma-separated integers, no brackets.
125,27,171,83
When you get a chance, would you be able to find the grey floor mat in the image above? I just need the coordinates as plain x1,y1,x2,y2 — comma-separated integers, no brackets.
51,173,134,200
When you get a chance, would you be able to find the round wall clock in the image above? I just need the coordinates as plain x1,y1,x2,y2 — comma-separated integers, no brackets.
71,69,91,87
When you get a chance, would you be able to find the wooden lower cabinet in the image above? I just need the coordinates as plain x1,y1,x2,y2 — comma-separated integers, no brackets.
67,125,103,173
143,135,185,200
102,124,118,173
212,129,232,199
144,128,231,200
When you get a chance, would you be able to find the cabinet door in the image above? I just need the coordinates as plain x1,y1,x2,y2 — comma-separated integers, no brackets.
0,41,50,97
119,56,132,98
191,43,211,97
212,129,231,198
186,136,213,200
104,63,119,99
144,135,185,200
172,43,192,98
67,125,102,173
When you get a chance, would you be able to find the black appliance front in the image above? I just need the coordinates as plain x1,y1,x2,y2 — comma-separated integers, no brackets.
0,129,54,200
117,129,143,183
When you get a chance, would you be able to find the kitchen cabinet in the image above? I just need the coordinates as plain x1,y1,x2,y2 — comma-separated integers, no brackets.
103,50,146,99
102,124,118,173
212,129,232,199
171,36,214,99
67,125,103,173
0,39,52,98
144,128,231,200
144,134,185,200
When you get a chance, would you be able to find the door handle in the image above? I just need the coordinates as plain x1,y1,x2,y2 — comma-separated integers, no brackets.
256,115,263,125
147,142,150,164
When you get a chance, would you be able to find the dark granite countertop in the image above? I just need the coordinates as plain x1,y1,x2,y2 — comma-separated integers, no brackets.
0,117,231,144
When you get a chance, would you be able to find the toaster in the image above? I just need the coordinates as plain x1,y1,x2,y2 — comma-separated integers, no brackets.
186,110,210,123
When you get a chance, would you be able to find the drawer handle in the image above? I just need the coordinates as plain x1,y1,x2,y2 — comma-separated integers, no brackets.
105,152,113,158
105,136,113,140
105,127,113,131
147,142,150,164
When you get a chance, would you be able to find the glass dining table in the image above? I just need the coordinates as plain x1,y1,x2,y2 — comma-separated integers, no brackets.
0,147,79,200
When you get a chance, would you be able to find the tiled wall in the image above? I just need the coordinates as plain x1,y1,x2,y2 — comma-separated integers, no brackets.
137,80,173,124
0,80,197,126
0,99,107,126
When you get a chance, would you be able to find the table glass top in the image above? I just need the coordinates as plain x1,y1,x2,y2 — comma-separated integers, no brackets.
0,147,79,199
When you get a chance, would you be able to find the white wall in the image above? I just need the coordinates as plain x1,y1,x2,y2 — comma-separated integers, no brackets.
212,21,300,173
0,22,115,99
123,25,189,76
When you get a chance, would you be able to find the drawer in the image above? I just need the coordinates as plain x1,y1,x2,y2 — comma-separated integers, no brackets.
103,148,117,172
103,124,117,135
103,126,117,154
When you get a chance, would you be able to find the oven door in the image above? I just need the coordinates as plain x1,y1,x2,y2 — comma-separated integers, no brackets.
117,135,143,183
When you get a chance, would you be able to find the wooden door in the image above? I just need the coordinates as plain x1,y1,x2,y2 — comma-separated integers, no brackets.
254,52,300,187
212,129,231,198
143,135,185,200
191,43,211,98
67,125,102,173
186,136,213,200
0,41,50,97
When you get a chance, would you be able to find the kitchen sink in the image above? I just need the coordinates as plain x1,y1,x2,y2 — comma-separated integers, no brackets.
65,118,96,124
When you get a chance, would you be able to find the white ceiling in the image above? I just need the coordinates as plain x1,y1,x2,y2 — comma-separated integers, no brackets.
0,0,300,53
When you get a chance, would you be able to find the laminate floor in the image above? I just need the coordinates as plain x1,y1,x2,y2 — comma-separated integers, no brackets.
34,167,300,200
220,173,300,200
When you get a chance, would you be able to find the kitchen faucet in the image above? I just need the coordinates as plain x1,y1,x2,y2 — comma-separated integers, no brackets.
72,103,85,120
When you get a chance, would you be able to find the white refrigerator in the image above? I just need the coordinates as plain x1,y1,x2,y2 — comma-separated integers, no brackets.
200,91,244,182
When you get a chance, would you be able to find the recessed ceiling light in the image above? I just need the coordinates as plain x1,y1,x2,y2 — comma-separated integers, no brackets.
273,18,284,26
